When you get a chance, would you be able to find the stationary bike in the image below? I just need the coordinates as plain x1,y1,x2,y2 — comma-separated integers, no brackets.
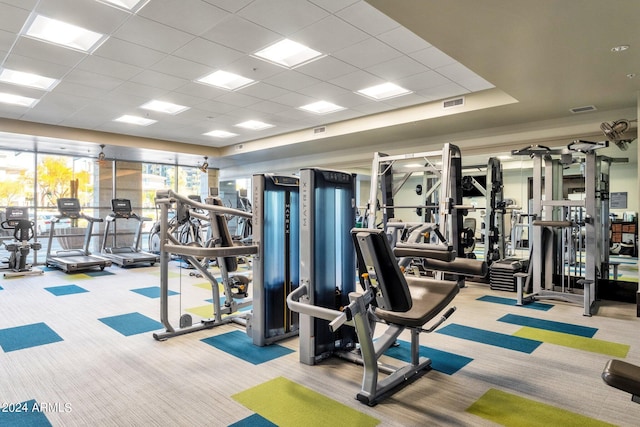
1,207,43,277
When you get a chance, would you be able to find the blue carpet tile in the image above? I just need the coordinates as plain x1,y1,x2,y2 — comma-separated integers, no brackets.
498,313,597,338
477,295,554,311
44,285,88,296
0,322,63,352
98,312,163,336
0,400,52,426
229,413,277,427
436,324,542,353
384,340,473,374
202,330,294,365
131,286,178,299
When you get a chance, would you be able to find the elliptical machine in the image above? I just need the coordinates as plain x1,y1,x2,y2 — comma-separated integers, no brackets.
1,207,43,277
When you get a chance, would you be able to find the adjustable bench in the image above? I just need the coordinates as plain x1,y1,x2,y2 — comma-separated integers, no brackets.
602,359,640,403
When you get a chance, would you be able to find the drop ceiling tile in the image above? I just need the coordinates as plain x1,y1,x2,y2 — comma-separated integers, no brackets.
201,16,280,54
96,37,166,68
173,37,244,68
291,15,368,54
377,25,431,54
330,91,375,108
416,82,469,101
308,0,358,14
0,0,37,10
239,0,328,36
202,0,253,14
380,92,430,108
174,81,228,100
2,53,72,79
0,81,46,98
436,62,486,84
10,37,87,68
76,55,143,81
245,100,291,115
397,70,452,91
296,81,351,100
0,104,29,119
329,70,384,91
53,81,110,99
270,92,317,108
296,56,358,81
214,91,261,108
225,55,284,81
151,55,212,81
367,56,428,81
457,75,495,92
412,47,457,69
240,82,290,101
108,81,164,101
0,3,30,33
0,29,14,52
64,69,124,91
34,0,129,34
336,1,398,36
114,15,195,54
333,37,403,69
139,0,229,36
196,99,241,115
130,70,189,91
263,70,321,91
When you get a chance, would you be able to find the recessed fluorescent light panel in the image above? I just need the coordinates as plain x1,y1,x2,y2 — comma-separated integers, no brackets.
254,39,323,68
357,82,412,100
97,0,150,13
0,92,39,107
299,101,345,115
140,100,189,115
114,115,156,126
235,120,274,131
197,70,255,91
24,15,107,53
204,130,239,138
0,69,58,91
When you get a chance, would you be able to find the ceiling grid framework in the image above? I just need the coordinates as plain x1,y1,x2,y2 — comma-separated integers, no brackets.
0,0,635,176
0,0,492,165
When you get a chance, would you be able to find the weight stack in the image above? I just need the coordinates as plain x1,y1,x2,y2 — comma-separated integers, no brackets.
489,258,528,292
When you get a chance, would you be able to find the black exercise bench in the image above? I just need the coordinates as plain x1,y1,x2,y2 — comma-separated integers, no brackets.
602,359,640,403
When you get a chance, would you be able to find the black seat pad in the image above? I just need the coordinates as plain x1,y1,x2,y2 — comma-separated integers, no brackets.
374,278,459,328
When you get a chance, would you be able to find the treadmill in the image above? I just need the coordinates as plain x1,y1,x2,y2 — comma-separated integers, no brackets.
101,198,159,267
46,198,112,273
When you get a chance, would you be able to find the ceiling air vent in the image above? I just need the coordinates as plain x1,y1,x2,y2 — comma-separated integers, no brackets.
313,126,326,134
570,105,597,114
443,96,465,109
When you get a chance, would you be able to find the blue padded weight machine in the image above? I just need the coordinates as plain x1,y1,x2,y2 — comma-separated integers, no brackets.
248,174,300,346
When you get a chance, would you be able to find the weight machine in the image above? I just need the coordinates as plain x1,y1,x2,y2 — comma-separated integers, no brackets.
366,144,486,284
152,190,257,341
513,141,612,316
1,207,43,277
287,166,461,405
248,174,300,346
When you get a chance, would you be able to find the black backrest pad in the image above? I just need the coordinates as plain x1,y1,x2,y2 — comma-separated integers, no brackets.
351,228,412,312
211,197,237,272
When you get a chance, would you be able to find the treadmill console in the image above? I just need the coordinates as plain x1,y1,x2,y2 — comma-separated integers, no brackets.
111,199,133,218
57,198,82,218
